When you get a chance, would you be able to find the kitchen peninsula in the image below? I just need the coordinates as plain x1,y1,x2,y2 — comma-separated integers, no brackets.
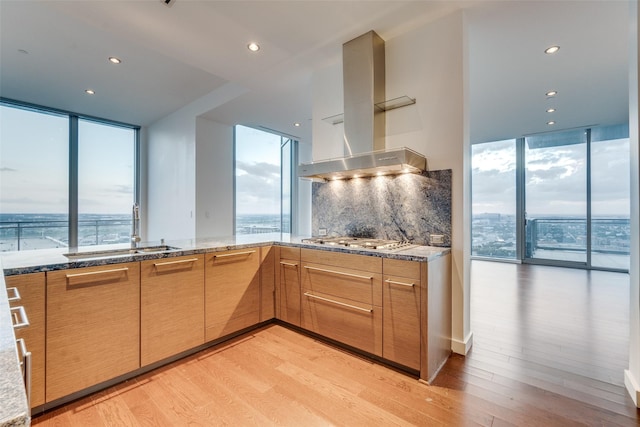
0,234,450,423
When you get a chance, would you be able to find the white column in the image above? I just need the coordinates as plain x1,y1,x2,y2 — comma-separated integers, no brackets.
625,0,640,407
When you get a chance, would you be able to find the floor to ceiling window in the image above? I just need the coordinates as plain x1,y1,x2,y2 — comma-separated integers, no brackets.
589,126,630,270
78,119,136,246
471,139,517,259
524,129,587,265
0,105,69,251
234,125,297,235
471,124,630,272
0,100,139,251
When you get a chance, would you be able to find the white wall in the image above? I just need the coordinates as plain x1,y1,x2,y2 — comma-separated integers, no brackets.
310,10,471,354
195,117,234,237
311,64,345,161
625,0,640,407
145,110,196,241
297,140,313,236
145,82,247,241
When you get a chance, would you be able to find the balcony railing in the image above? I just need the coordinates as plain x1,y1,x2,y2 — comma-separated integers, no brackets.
472,216,630,269
526,217,630,257
0,219,132,252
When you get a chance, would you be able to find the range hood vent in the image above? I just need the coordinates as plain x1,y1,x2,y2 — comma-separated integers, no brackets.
297,147,427,180
299,30,426,180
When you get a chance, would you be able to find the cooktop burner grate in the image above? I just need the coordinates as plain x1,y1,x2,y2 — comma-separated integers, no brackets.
301,236,414,250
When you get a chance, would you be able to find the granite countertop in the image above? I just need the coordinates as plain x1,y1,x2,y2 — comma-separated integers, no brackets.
0,258,30,427
1,233,450,276
0,233,449,425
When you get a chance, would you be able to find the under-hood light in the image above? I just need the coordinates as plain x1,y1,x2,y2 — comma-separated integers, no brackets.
298,147,427,181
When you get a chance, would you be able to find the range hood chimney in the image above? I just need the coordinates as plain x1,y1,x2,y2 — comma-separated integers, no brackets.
299,30,427,180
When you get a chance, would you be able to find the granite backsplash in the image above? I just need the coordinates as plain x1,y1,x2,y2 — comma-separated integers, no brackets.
311,169,452,246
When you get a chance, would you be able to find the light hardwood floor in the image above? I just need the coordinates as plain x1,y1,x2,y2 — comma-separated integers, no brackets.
33,260,640,426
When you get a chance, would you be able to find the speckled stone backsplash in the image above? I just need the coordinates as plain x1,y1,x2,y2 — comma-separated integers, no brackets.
311,169,452,246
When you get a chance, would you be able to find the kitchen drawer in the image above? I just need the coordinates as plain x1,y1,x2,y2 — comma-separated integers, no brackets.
301,261,382,306
279,246,300,260
301,290,382,356
383,258,421,281
301,249,382,273
5,273,46,408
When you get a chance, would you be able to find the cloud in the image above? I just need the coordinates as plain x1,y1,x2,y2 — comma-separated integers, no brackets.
234,159,282,213
0,167,17,172
236,161,279,177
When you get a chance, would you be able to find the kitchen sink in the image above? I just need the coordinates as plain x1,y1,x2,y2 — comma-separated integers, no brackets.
63,245,180,260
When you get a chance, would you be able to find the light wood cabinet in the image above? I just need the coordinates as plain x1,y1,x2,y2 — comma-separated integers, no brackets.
276,246,301,326
260,246,275,322
205,248,260,341
5,272,46,408
301,249,383,356
382,259,421,370
46,263,140,402
141,255,204,366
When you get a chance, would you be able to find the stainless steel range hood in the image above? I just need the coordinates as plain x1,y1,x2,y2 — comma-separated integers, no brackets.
299,30,427,180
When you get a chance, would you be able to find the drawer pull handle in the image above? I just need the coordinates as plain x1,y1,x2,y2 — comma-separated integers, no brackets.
304,266,372,281
153,258,199,267
385,279,415,288
66,267,129,279
16,338,31,409
213,250,256,259
304,292,373,313
280,261,298,267
7,287,21,302
10,306,29,329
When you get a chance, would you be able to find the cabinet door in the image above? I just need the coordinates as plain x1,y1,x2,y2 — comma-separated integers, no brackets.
141,255,204,366
205,249,260,341
277,258,301,326
383,259,421,370
46,263,140,402
260,246,275,322
5,273,46,408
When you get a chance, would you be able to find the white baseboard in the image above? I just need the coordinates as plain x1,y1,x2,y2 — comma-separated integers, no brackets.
451,331,473,355
625,369,640,407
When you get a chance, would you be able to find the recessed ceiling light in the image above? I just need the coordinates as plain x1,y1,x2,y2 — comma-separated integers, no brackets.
294,122,301,127
108,57,121,64
545,45,560,54
85,89,95,95
547,120,555,125
546,108,556,113
546,90,558,97
247,42,260,52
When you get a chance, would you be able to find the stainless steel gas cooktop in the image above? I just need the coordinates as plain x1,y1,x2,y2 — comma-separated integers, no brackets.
301,236,415,251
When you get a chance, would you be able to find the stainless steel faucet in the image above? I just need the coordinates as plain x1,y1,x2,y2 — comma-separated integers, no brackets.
131,203,141,248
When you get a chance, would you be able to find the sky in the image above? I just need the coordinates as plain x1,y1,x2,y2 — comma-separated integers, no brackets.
472,134,631,218
0,106,284,218
235,125,282,216
0,105,135,215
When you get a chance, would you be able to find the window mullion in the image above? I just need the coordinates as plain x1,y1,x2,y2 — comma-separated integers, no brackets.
69,116,79,249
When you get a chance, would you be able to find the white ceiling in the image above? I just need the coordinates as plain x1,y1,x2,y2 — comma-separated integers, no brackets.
0,0,630,144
